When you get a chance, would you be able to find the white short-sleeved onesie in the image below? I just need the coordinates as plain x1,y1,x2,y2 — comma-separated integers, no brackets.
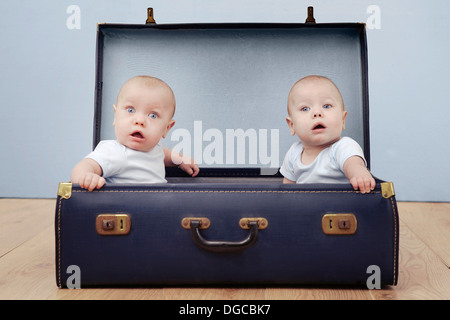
280,137,366,184
86,140,166,184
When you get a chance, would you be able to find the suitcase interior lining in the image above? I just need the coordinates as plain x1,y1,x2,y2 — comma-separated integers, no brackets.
96,25,369,171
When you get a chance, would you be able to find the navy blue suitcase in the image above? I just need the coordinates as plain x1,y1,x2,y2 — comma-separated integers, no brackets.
55,8,399,287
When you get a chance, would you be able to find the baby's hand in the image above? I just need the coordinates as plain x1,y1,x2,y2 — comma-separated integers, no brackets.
344,156,376,194
77,172,106,191
165,149,200,177
178,156,200,177
71,158,105,191
349,175,376,194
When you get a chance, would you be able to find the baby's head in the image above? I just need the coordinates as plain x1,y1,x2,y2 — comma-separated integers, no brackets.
286,75,347,149
113,75,176,152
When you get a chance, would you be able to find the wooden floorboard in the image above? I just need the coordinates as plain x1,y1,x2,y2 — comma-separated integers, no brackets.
0,199,448,300
0,199,56,257
398,202,450,267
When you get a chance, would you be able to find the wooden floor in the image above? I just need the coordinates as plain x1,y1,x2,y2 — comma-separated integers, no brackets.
0,199,448,300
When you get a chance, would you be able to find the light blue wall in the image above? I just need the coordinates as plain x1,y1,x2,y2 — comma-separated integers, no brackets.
1,0,449,201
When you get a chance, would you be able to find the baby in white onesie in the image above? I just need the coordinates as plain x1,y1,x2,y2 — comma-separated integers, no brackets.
71,75,199,191
280,75,375,193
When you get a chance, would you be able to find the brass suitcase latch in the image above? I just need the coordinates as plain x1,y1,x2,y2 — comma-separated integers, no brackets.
322,213,357,235
96,214,131,235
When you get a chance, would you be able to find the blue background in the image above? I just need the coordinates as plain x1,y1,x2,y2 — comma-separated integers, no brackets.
1,0,449,202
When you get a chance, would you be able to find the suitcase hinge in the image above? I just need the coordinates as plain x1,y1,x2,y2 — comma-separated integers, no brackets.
146,7,156,24
305,6,316,24
381,182,395,199
57,182,72,199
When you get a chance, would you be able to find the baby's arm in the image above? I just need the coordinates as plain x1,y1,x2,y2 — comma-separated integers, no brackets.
283,177,295,184
343,156,375,194
70,158,106,191
164,148,200,177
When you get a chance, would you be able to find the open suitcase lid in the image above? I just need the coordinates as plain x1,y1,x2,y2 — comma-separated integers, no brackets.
94,7,370,176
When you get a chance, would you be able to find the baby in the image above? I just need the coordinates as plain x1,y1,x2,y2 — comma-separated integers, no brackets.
71,75,199,191
280,75,375,193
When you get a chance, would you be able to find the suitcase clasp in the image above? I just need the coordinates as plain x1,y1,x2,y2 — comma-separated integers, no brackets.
322,213,357,235
96,214,131,235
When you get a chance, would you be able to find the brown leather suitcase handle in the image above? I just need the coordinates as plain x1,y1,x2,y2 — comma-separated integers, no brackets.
189,220,259,253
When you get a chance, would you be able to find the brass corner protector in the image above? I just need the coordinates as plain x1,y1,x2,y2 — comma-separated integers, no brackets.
57,182,72,199
381,182,395,199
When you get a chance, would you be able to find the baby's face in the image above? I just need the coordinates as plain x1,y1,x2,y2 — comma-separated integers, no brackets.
287,78,347,149
113,80,175,152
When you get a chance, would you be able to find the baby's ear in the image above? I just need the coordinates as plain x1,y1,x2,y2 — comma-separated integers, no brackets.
342,110,348,130
286,117,296,136
162,119,176,138
112,104,117,126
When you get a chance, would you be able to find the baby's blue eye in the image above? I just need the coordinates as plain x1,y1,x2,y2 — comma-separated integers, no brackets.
126,107,135,113
300,106,310,112
323,104,332,109
149,113,158,119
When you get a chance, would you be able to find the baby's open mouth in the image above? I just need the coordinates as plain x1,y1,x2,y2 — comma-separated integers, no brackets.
131,131,144,139
313,124,325,130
